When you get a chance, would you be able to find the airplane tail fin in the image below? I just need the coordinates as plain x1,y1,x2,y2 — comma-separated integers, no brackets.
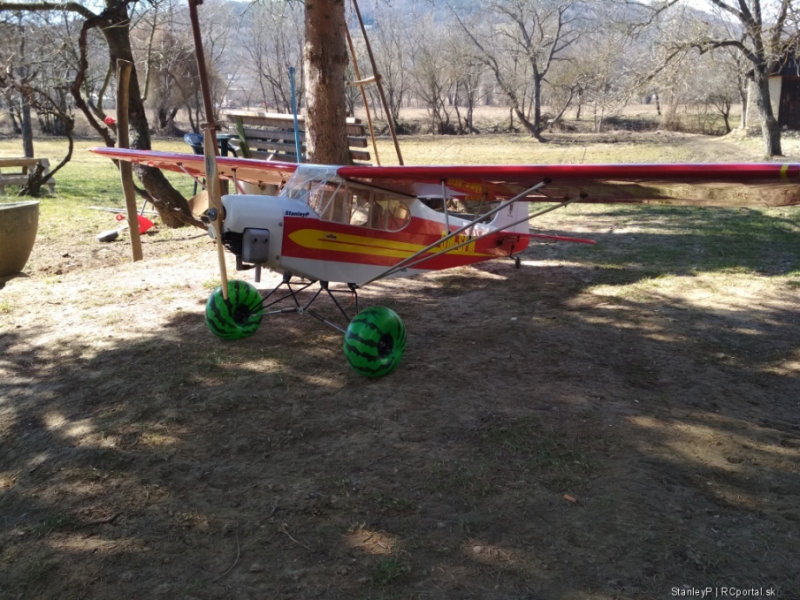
489,200,529,234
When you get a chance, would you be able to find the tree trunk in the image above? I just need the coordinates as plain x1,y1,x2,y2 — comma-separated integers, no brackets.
739,84,747,129
530,68,544,141
17,17,34,158
74,0,197,227
303,0,350,164
752,70,782,156
20,117,73,197
104,2,195,225
9,107,21,134
188,104,197,134
20,95,34,158
19,163,46,197
157,107,169,130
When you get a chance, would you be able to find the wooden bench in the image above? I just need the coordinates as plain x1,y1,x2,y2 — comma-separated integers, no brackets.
221,109,370,164
0,158,56,195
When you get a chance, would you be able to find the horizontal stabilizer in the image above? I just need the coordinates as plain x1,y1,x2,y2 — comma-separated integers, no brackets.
525,232,596,245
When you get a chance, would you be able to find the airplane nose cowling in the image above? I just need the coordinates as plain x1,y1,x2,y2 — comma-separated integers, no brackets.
221,194,285,270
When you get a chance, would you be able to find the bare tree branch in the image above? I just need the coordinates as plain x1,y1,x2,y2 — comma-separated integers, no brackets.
71,15,115,146
0,1,95,20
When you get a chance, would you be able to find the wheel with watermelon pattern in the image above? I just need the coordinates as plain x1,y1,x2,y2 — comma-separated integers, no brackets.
343,306,406,377
205,280,264,340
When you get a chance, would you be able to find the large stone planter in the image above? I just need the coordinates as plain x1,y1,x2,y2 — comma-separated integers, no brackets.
0,200,39,277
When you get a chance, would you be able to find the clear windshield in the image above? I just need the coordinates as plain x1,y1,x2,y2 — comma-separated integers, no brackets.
280,165,410,232
280,165,341,201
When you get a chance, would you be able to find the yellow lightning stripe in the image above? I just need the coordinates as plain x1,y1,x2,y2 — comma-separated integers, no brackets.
780,164,790,180
288,229,492,259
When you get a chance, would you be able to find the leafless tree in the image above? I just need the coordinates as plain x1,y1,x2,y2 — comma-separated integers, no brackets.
447,30,485,134
0,68,74,196
453,0,591,140
409,14,457,134
647,0,798,155
362,4,412,131
129,0,235,133
572,19,638,132
1,12,36,156
344,59,362,117
695,47,746,133
237,1,304,112
0,0,200,227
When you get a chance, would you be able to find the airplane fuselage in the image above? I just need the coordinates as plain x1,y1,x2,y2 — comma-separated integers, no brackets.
220,166,530,284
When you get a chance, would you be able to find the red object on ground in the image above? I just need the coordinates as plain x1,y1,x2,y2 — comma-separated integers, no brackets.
115,213,154,234
104,116,116,125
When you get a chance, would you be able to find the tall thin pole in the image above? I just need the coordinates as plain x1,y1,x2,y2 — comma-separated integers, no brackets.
289,67,303,163
188,0,229,299
350,0,403,165
188,0,216,135
115,59,143,262
345,28,381,166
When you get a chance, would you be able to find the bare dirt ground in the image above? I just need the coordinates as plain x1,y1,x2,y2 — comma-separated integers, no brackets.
1,132,799,600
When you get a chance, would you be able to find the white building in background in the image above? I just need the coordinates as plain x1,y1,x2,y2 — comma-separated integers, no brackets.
745,55,800,131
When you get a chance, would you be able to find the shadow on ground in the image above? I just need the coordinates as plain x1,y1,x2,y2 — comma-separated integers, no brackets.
1,208,799,599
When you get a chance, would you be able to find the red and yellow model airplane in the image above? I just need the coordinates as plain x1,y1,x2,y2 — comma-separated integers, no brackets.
92,147,800,376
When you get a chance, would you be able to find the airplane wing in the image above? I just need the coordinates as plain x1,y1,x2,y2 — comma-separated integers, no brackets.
338,163,800,208
92,148,800,208
90,147,298,187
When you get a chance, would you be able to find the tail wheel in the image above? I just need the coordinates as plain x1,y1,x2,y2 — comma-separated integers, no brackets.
343,306,406,377
205,280,264,340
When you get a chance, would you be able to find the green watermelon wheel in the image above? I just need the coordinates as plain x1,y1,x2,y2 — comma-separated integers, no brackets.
343,306,406,377
205,280,264,340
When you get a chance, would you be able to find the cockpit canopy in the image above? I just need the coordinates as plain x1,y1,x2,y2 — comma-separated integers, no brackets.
280,165,411,232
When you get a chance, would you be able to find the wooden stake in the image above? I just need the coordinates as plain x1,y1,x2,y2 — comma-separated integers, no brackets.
203,126,229,298
115,60,143,262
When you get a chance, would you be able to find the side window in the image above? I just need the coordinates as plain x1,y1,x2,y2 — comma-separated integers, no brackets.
346,190,410,231
319,186,350,224
351,192,372,226
371,197,410,231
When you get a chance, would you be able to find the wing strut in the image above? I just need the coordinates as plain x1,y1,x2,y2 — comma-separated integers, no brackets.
442,179,451,234
359,179,551,286
177,164,206,190
231,169,246,195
